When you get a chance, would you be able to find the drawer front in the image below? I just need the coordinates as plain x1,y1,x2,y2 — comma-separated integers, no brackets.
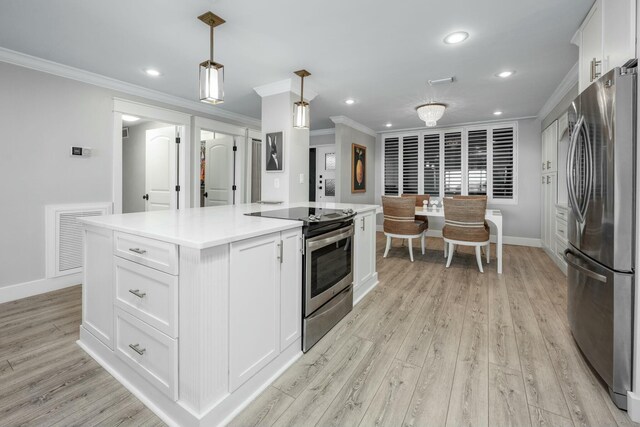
555,218,568,242
555,238,568,264
555,207,569,222
115,309,178,400
114,257,178,338
114,232,178,275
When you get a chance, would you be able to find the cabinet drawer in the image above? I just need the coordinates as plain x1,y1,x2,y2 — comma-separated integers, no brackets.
115,309,178,400
114,232,178,275
555,207,569,222
555,238,568,267
114,257,178,338
555,218,568,243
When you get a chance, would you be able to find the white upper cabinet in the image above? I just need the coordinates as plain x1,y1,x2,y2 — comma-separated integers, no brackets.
574,0,636,93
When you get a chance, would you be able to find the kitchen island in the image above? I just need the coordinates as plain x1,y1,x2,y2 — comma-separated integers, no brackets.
78,202,378,427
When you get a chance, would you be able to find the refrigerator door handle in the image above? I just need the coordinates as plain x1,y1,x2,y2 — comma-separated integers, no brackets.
563,249,607,283
567,116,583,222
579,120,594,218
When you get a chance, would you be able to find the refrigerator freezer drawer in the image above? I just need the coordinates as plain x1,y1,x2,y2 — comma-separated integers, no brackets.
565,247,633,409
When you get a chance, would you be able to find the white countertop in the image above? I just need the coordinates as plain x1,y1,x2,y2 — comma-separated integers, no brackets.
80,202,379,249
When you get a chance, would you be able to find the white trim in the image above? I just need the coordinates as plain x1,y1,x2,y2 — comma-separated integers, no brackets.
375,225,541,247
310,128,335,136
377,116,536,135
253,78,318,101
353,274,378,305
0,273,81,304
536,62,579,120
330,116,377,137
629,391,640,422
0,47,261,129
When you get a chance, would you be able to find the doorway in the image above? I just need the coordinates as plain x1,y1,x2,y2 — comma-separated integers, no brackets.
200,130,235,207
122,120,178,213
315,145,337,203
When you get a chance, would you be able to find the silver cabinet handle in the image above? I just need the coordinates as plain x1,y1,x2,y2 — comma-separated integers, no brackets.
558,229,564,234
277,241,283,263
546,176,550,184
590,58,602,82
547,160,551,169
129,289,146,298
361,217,365,231
542,161,545,170
128,343,146,355
129,248,147,255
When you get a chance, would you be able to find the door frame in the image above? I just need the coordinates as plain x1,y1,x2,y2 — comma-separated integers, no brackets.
113,98,191,214
192,116,261,207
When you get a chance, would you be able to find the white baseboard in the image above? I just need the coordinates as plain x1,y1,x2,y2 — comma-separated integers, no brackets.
375,225,542,248
0,273,82,304
628,391,640,421
354,273,378,306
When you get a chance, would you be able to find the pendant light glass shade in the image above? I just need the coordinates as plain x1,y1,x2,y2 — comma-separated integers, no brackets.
199,60,224,104
293,101,310,129
416,103,446,127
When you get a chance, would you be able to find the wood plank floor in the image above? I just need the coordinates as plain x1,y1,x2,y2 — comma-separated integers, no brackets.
0,233,637,427
232,234,639,427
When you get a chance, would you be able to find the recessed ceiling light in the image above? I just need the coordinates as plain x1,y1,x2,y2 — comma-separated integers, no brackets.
443,31,469,44
144,68,162,77
493,111,503,116
496,70,514,78
122,114,141,122
345,99,355,105
385,123,392,128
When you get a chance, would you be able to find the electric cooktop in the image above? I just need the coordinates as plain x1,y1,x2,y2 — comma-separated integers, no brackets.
246,207,354,225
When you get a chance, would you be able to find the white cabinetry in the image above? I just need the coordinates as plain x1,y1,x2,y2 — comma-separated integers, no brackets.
229,229,302,391
542,121,558,173
353,210,378,302
541,121,558,251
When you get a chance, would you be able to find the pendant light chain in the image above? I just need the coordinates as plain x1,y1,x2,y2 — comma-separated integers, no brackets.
300,74,304,104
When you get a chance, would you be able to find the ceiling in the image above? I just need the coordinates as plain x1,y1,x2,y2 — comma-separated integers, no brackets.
0,0,591,131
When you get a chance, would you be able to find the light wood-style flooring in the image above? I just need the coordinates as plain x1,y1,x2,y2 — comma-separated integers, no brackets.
0,234,637,426
231,234,639,427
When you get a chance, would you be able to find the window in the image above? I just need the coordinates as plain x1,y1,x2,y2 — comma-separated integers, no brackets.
383,123,517,203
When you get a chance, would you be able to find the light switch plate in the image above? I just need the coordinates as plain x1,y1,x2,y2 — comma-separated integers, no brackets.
274,178,280,189
299,173,304,184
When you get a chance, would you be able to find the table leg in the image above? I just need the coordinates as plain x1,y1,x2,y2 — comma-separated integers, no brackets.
497,224,503,274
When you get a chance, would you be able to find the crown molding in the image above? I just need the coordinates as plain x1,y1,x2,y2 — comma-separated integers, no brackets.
253,78,318,101
0,47,261,130
377,116,536,135
329,115,376,137
310,128,335,136
537,62,579,120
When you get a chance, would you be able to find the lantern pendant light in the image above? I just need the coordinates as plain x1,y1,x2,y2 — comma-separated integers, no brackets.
198,12,225,105
293,70,311,129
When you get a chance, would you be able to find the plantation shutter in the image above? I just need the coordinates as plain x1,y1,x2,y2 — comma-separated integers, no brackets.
384,137,399,195
423,133,440,196
443,131,462,195
492,126,515,199
401,135,419,194
467,129,488,195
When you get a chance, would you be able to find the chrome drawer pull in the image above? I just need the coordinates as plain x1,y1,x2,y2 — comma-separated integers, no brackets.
129,343,146,355
558,229,564,233
129,248,147,255
129,289,146,299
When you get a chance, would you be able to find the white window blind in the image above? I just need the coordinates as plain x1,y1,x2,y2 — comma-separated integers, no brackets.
467,129,488,195
384,137,399,195
492,127,515,199
423,133,440,196
401,135,419,194
444,131,462,195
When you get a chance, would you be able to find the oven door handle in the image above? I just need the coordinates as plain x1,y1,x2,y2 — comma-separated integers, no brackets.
306,226,353,251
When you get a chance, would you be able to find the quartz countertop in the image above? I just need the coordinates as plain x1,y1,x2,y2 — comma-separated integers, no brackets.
80,202,379,249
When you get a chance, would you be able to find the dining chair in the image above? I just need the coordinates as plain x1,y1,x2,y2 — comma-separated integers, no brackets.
401,193,430,225
443,196,490,272
450,195,490,262
382,196,427,262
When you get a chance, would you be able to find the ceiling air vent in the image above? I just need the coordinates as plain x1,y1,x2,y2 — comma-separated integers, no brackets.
428,77,455,86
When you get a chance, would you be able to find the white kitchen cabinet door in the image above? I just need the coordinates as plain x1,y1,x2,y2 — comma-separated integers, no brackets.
354,211,375,289
229,232,281,391
83,226,114,349
580,3,603,92
547,121,558,172
602,0,636,72
279,229,302,350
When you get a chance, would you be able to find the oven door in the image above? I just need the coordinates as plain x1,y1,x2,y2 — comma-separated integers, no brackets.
305,224,354,316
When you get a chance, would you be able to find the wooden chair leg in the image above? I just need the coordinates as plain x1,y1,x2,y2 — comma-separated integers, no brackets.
446,242,454,267
421,233,425,255
475,246,484,273
408,238,414,262
384,236,392,258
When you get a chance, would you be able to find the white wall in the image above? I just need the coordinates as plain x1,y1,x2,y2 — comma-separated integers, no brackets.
335,123,376,204
375,118,542,240
0,60,257,291
310,133,334,146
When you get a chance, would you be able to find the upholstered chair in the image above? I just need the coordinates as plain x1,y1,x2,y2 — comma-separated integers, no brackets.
382,196,427,262
401,193,430,225
443,196,490,272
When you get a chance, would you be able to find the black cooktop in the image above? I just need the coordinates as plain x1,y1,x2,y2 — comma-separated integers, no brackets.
246,207,354,225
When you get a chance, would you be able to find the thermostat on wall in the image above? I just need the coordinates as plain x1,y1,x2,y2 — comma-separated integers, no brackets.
70,146,92,157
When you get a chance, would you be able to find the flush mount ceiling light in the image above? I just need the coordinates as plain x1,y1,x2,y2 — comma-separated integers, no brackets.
496,70,515,78
385,123,393,128
345,98,355,105
198,11,225,105
144,68,161,77
493,111,503,116
443,31,469,44
416,103,446,127
293,70,311,129
121,114,140,122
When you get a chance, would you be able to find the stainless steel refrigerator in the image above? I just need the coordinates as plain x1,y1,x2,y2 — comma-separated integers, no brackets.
564,66,636,409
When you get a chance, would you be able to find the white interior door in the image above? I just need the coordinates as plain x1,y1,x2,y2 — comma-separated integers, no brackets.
145,126,176,211
316,145,337,203
204,134,234,206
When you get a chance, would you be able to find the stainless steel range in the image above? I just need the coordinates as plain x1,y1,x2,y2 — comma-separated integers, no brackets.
247,207,356,351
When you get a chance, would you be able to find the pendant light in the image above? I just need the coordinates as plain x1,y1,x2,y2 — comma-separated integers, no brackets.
416,103,447,127
198,12,225,104
293,70,311,129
